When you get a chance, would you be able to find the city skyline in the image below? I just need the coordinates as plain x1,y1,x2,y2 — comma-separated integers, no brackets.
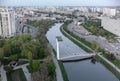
0,0,120,6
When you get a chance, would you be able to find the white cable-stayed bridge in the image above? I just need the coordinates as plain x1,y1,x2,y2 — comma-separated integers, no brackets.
55,36,96,61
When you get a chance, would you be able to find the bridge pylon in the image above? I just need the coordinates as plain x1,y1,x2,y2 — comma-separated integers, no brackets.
56,36,63,60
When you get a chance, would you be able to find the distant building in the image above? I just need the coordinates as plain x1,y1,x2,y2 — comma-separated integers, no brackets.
0,8,16,37
103,8,116,16
88,17,101,26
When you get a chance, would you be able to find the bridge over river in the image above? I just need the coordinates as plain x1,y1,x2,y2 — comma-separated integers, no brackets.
56,36,96,61
46,23,118,81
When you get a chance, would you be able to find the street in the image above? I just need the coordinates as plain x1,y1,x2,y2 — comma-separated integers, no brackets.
67,21,120,59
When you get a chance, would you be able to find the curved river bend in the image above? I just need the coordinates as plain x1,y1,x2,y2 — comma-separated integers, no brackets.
46,23,118,81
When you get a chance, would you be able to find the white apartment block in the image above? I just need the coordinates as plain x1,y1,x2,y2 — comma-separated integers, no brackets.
0,8,16,37
103,8,116,16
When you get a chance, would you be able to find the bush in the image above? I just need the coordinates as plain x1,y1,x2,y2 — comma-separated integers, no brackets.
48,61,55,77
38,48,45,58
0,40,5,47
108,54,116,61
32,60,40,72
28,60,40,73
8,54,18,61
4,65,13,73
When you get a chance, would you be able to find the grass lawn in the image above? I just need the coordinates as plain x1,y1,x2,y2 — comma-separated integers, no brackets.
112,60,120,69
7,68,27,81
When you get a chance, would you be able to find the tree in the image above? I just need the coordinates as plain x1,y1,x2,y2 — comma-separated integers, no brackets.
11,40,21,54
3,43,11,56
48,61,55,76
4,65,13,73
27,51,32,60
8,54,18,61
0,48,4,60
32,60,40,72
38,48,45,58
27,51,33,73
91,41,99,51
108,54,116,61
18,34,31,43
21,49,29,57
0,40,5,47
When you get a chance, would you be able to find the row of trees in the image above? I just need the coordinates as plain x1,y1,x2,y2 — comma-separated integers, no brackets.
26,20,56,74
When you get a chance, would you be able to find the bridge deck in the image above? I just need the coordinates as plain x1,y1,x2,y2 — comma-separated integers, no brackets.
59,53,96,60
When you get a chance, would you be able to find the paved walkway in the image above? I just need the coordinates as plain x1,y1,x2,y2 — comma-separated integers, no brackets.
0,65,7,81
51,51,64,81
22,65,31,81
13,63,31,81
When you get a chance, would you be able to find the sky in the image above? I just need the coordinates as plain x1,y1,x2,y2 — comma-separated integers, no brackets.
0,0,120,6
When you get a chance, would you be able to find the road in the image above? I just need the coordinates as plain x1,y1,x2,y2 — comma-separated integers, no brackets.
0,65,7,81
67,21,120,59
16,22,38,38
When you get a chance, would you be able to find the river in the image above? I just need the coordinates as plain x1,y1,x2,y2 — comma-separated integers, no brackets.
46,23,118,81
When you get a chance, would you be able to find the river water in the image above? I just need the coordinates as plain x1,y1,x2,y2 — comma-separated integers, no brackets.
46,23,118,81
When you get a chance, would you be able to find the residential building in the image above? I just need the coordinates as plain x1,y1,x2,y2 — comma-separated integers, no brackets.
103,8,116,16
0,8,16,37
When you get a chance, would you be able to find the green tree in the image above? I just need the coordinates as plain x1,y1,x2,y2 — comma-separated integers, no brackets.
27,51,32,60
18,34,31,43
21,49,29,57
48,61,55,76
11,40,21,54
108,54,116,61
32,60,40,72
4,65,13,73
8,54,18,61
27,51,33,72
3,43,11,56
0,48,4,60
0,40,5,47
92,41,99,51
38,48,45,58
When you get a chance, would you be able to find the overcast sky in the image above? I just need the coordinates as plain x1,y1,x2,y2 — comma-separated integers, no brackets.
0,0,120,6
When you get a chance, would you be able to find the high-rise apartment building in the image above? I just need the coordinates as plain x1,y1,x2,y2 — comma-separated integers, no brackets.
103,8,116,16
0,8,16,37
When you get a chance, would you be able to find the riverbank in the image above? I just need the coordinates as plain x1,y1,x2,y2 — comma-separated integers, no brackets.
60,22,93,53
96,54,120,80
61,21,120,80
52,48,69,81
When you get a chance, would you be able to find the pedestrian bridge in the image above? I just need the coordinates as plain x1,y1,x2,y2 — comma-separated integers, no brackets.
59,53,96,60
56,36,96,61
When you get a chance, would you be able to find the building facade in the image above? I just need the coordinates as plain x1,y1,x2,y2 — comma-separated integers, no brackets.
0,8,16,37
103,8,116,16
